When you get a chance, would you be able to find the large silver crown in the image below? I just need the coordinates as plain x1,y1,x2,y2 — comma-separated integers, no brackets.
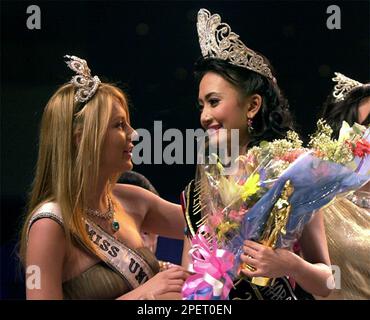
332,72,363,102
197,8,274,80
64,55,101,103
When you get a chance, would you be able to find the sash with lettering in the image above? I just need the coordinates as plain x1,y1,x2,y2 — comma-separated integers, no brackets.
28,202,156,290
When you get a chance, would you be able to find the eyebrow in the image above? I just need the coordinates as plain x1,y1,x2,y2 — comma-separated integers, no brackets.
112,115,127,122
198,92,220,103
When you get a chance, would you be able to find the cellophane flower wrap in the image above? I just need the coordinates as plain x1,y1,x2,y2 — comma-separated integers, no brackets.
182,120,370,300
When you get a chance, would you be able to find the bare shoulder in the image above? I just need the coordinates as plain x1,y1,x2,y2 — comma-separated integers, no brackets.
28,218,66,255
26,218,66,299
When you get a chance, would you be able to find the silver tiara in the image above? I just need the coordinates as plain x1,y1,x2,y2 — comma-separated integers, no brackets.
197,8,274,81
64,55,101,103
332,72,363,102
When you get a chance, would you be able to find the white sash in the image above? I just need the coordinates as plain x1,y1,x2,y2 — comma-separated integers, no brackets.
84,218,156,289
28,202,156,290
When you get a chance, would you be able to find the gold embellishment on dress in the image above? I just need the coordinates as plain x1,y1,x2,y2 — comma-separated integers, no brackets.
185,181,196,237
250,283,264,300
185,178,216,243
321,197,370,299
195,214,209,227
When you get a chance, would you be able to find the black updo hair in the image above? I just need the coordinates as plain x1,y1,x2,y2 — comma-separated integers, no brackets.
320,84,370,139
194,57,295,147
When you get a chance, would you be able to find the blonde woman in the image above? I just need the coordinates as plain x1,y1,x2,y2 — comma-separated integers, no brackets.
19,55,187,300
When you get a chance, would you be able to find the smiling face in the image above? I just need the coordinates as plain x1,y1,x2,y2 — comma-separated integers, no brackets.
100,99,135,176
198,72,260,148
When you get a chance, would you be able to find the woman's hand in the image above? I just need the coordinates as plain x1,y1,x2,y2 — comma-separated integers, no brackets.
239,240,297,279
239,211,333,298
139,266,189,299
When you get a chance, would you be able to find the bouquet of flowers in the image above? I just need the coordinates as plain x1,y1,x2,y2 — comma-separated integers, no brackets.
182,120,370,300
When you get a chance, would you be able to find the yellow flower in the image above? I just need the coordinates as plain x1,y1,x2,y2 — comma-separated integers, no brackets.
216,160,224,174
217,221,239,241
241,173,260,201
218,176,243,207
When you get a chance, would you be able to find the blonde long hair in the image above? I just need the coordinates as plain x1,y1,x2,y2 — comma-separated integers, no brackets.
19,83,129,264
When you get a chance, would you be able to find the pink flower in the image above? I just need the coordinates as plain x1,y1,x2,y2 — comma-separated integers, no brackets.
279,149,305,163
209,212,224,227
228,209,247,223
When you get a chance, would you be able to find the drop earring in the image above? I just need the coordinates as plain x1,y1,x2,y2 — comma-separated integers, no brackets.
247,117,254,133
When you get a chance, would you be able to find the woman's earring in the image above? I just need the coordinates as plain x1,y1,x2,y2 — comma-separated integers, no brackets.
247,118,254,133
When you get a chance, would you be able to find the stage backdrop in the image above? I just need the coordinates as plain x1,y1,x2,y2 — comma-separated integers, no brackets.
1,0,369,299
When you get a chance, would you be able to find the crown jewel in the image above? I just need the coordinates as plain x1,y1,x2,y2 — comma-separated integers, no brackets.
64,55,101,103
332,72,363,102
197,9,274,80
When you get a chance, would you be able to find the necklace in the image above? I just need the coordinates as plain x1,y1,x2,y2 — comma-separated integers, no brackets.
347,191,370,209
86,195,120,232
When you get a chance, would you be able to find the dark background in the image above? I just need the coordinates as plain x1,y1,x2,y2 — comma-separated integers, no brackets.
1,0,369,299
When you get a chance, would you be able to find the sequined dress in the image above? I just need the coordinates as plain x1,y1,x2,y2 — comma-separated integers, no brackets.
319,197,370,300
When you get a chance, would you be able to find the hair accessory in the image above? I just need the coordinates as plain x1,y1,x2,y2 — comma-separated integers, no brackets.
332,72,363,102
64,55,101,103
197,8,274,81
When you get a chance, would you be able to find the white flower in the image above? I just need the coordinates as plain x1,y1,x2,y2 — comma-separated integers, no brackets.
338,121,352,143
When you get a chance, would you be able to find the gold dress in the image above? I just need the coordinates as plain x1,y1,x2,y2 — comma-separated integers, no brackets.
321,197,370,299
62,247,159,300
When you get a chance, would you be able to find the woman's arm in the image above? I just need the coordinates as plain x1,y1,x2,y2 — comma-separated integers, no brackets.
143,193,185,240
117,266,188,300
25,219,66,299
113,184,185,240
293,210,333,297
240,211,333,297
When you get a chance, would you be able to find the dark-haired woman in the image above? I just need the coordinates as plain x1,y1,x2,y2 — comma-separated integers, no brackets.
181,9,333,300
317,73,370,300
320,72,369,137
